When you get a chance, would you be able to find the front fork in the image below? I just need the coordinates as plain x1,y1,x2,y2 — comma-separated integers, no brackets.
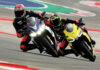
82,32,95,56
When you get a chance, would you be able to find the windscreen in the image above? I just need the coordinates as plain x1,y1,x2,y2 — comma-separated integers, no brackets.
27,17,36,27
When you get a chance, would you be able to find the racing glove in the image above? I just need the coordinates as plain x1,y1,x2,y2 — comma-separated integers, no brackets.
18,29,25,37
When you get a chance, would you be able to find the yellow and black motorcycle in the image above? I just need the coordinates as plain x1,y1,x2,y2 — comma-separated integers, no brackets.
63,20,96,62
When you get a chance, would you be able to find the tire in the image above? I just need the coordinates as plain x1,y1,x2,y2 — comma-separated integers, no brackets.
80,41,96,62
42,36,59,57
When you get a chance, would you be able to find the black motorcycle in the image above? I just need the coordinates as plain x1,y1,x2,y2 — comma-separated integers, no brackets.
26,17,59,57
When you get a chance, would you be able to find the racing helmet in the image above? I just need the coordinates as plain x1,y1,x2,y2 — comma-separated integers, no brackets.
14,4,26,18
65,23,73,32
50,13,61,27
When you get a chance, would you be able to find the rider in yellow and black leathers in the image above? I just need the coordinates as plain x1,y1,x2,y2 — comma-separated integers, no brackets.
44,13,96,56
63,23,95,57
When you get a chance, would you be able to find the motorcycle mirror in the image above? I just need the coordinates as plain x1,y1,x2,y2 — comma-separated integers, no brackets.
79,18,83,23
42,11,46,16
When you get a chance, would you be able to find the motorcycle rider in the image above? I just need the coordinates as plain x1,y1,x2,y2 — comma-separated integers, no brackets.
13,4,44,53
44,13,95,56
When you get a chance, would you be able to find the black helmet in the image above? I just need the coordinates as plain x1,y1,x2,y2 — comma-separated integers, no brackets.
50,13,61,27
14,4,26,18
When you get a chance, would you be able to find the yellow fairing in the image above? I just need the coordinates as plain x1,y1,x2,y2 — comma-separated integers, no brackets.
83,32,95,56
83,32,91,42
63,24,81,40
63,24,94,56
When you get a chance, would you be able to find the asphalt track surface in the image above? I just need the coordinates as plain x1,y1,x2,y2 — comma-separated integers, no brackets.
0,0,100,70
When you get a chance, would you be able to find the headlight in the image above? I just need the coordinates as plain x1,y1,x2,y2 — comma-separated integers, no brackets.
37,24,45,35
30,24,45,37
30,32,37,37
37,30,42,35
41,24,45,31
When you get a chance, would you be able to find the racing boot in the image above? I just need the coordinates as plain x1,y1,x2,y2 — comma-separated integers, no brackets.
20,44,37,52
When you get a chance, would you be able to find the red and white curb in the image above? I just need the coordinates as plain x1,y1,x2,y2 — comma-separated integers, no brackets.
0,61,39,70
80,1,100,8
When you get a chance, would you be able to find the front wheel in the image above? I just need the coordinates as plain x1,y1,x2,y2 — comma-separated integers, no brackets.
80,41,96,62
42,36,59,57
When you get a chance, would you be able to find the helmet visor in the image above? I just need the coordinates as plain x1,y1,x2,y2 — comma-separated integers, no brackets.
15,10,24,18
51,19,61,27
